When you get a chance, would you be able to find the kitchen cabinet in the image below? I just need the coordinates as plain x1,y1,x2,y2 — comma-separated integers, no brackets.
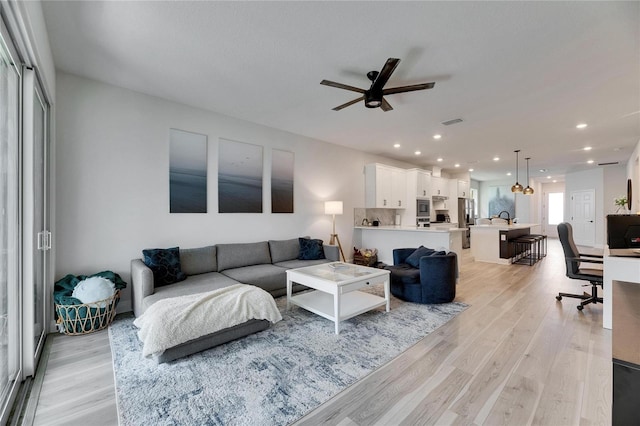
416,170,432,198
365,163,407,208
431,176,449,197
457,180,470,198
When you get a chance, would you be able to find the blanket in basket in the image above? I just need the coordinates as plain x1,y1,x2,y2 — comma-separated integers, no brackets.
133,284,282,358
54,271,127,334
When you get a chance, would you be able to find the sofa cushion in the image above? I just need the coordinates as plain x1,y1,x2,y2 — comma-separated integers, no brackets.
217,242,272,272
298,238,325,260
180,245,217,276
142,272,238,313
269,238,300,263
220,264,286,293
405,246,436,268
273,259,330,269
142,247,187,287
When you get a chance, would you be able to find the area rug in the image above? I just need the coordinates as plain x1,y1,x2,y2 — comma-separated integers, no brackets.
109,289,467,425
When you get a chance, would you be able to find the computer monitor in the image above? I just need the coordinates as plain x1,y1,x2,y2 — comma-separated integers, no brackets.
607,214,640,248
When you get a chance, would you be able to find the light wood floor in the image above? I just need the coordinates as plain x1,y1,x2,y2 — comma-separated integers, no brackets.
31,240,611,425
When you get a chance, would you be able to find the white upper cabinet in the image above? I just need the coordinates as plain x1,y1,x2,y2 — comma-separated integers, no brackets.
457,180,470,198
365,163,407,208
431,176,450,197
416,170,432,198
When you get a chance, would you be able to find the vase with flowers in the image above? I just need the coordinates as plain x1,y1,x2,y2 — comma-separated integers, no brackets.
614,196,628,214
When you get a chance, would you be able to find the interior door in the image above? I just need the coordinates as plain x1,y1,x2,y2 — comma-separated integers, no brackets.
571,189,596,246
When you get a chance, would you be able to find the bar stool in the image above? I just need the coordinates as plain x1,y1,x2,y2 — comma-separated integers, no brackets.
529,234,547,259
511,236,538,266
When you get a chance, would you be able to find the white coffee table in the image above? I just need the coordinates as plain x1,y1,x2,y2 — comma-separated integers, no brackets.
286,262,391,334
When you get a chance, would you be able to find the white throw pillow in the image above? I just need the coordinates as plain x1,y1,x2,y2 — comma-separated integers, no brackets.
72,276,115,308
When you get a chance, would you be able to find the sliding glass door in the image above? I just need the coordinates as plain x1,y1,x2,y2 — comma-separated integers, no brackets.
22,68,50,372
0,20,22,422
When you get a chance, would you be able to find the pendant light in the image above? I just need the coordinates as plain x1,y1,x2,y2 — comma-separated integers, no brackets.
511,150,523,193
523,157,534,195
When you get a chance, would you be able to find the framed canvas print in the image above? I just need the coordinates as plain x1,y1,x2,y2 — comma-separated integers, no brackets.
218,138,263,213
271,149,294,213
169,129,207,213
488,185,515,218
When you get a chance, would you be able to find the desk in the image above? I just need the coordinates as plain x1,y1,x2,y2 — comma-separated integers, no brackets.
604,250,640,423
603,250,640,329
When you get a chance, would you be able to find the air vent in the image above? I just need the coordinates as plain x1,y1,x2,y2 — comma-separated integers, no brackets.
441,118,463,126
598,161,619,166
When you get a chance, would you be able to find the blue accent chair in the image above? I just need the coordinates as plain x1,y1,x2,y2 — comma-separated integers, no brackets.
385,247,457,304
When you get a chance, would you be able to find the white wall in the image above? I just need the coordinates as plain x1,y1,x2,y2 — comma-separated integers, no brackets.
55,73,419,312
604,164,629,215
627,139,640,213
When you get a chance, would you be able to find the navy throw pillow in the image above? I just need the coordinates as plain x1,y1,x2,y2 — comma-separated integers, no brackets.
298,238,325,260
142,247,187,287
405,246,435,268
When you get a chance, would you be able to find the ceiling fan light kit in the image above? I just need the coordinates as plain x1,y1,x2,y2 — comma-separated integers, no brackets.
321,58,435,112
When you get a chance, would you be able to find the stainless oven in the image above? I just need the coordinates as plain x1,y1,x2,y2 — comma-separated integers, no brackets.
417,199,430,217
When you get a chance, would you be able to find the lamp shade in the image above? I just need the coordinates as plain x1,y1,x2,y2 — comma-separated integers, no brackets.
324,201,343,215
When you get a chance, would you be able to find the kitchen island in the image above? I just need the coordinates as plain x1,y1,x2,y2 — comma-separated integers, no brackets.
353,226,465,265
470,223,541,264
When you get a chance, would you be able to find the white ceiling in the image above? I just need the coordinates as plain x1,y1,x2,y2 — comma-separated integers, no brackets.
41,1,640,182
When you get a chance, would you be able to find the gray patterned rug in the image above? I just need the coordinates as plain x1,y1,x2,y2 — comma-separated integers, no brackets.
109,289,467,425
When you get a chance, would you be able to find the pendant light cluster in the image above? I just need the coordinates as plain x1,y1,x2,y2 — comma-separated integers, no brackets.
523,157,534,195
511,149,534,195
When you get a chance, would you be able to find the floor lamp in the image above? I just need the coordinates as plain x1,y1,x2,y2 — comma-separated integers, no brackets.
325,201,346,262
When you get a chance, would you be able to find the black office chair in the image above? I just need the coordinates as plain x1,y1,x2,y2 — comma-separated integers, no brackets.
556,222,603,310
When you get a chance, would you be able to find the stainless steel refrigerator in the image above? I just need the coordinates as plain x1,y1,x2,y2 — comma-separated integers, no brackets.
458,198,475,249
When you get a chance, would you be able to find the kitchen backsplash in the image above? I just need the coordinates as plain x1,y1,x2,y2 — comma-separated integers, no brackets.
354,208,399,226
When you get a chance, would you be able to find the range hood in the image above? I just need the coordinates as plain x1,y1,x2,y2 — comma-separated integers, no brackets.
432,195,449,200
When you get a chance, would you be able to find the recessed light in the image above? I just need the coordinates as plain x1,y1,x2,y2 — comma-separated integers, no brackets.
539,168,547,172
493,157,500,161
584,146,592,151
576,123,588,129
553,180,557,183
454,163,460,168
506,172,512,176
468,168,474,172
393,143,401,148
587,159,594,164
437,157,443,162
414,151,421,155
433,134,442,140
547,175,551,179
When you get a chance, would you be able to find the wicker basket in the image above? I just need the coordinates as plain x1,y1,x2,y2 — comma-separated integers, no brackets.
55,290,120,335
353,248,378,267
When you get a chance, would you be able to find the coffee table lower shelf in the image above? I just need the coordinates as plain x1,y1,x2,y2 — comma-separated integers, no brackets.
289,290,387,333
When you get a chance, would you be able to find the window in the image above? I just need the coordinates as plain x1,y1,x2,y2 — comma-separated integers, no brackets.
548,192,564,225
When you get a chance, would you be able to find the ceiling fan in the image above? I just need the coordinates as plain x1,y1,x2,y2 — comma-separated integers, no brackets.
320,58,435,112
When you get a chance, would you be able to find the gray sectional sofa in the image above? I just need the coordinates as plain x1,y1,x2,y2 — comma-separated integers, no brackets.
131,237,339,317
131,237,338,362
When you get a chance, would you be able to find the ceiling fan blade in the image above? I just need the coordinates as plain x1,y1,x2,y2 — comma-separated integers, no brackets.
383,82,435,95
320,80,365,94
332,96,364,111
380,98,393,112
370,58,400,92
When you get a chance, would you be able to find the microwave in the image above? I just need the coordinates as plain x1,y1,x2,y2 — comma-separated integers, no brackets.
417,199,430,217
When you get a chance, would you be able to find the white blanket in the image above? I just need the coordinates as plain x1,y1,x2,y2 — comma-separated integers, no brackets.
133,284,282,358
